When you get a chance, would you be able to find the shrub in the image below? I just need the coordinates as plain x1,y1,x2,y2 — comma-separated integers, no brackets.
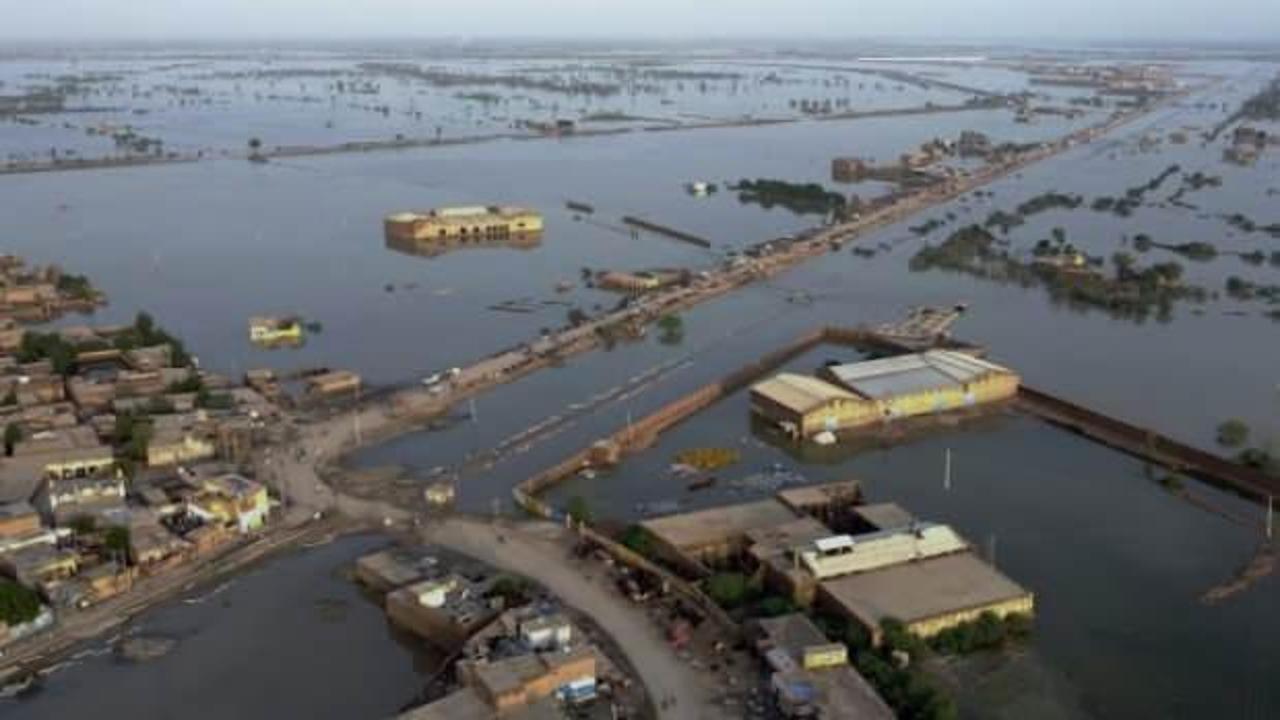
1216,419,1250,448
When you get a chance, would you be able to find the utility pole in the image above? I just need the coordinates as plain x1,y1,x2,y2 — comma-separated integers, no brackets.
988,533,998,568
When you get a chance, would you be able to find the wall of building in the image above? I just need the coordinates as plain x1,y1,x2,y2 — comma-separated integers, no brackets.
905,594,1035,638
873,372,1018,420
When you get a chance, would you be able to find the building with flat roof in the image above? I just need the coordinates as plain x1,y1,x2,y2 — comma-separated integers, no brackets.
248,316,303,346
385,206,543,248
819,350,1019,421
819,551,1034,643
12,426,115,480
32,474,127,526
354,547,434,593
799,523,969,581
386,573,499,651
640,498,799,572
754,613,895,720
188,474,268,533
397,688,563,720
851,502,915,532
461,646,596,714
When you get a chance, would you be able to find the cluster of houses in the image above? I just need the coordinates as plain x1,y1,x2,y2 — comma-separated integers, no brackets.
356,546,633,719
0,254,105,328
0,319,282,645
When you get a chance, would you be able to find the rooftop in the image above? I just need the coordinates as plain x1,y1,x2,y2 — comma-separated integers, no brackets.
824,350,1013,400
15,426,110,457
775,666,896,720
751,373,859,415
388,206,539,224
397,688,562,720
853,502,916,532
641,498,799,552
821,551,1032,627
776,479,862,512
204,473,263,499
756,613,830,657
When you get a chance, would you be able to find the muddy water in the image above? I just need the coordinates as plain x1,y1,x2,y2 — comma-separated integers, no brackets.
0,536,434,720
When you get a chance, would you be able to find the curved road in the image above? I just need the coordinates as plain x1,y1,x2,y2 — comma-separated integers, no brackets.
422,517,735,720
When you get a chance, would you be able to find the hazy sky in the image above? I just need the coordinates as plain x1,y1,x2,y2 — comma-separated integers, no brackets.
4,0,1278,41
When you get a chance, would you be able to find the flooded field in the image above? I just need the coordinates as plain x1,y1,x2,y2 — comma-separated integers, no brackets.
538,342,1280,718
2,42,1279,719
2,46,1126,164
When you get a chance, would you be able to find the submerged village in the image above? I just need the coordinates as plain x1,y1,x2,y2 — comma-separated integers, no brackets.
1,40,1280,720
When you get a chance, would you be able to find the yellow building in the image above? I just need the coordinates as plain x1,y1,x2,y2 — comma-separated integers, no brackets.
750,373,878,439
248,316,303,345
384,206,543,244
147,430,216,468
819,350,1019,422
189,474,269,533
819,551,1034,644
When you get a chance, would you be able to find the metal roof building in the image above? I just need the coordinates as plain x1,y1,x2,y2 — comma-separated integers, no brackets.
822,350,1014,400
750,373,859,415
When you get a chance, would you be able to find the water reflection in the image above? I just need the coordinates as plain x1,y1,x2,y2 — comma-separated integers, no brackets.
385,231,543,259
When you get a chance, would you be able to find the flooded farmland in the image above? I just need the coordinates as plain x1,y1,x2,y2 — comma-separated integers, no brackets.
3,42,1280,719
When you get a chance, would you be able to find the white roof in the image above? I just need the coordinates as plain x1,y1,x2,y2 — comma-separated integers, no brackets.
826,350,1012,400
815,535,855,553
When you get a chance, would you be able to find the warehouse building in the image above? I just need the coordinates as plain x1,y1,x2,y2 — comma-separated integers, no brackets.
819,350,1019,421
818,551,1034,644
749,373,877,439
641,488,1033,644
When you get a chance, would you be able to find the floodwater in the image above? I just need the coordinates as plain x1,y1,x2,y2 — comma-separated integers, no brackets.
545,358,1280,718
3,49,1279,718
0,535,432,720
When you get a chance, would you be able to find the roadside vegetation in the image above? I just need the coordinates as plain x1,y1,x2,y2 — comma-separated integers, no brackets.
734,178,847,216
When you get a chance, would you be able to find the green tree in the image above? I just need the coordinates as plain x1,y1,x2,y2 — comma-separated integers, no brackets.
0,579,41,625
755,595,795,618
705,572,749,608
69,514,97,535
566,495,592,525
658,313,684,345
1217,419,1250,448
487,575,531,607
3,422,21,457
104,525,131,563
621,525,653,556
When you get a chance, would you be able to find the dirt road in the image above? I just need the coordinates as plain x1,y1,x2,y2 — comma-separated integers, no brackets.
422,516,737,720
